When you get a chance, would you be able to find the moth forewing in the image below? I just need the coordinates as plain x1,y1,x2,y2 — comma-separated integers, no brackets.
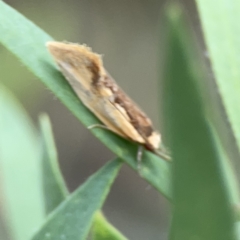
47,41,162,154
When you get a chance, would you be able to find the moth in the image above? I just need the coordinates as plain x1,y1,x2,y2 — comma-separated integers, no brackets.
46,41,170,161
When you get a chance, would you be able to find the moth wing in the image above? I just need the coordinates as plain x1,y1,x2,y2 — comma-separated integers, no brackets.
102,74,161,150
47,41,159,149
50,59,145,144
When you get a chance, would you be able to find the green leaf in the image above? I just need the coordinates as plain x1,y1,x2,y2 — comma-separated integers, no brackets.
163,4,236,240
39,114,68,214
0,0,171,199
31,159,122,240
0,85,44,240
196,1,240,162
39,114,126,238
91,211,128,240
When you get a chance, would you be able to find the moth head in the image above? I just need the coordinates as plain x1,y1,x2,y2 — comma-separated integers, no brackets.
147,131,161,150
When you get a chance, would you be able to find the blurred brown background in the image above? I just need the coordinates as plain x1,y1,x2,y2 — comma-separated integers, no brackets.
1,0,199,239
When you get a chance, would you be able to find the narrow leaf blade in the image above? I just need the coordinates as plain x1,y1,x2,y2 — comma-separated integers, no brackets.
39,114,126,238
196,0,240,158
163,4,236,240
39,114,68,214
31,159,122,240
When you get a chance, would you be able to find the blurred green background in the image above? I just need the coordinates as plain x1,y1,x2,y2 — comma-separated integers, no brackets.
0,1,200,239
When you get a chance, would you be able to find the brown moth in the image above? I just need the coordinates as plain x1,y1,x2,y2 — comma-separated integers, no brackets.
46,41,170,161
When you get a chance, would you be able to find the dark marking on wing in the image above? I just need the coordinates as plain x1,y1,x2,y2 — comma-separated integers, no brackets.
102,73,155,141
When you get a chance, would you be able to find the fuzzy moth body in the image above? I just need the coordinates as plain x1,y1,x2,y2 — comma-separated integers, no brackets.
47,41,167,158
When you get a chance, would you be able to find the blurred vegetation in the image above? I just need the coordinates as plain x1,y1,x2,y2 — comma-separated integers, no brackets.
1,0,240,240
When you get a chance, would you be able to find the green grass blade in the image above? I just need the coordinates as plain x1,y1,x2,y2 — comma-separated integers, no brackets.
163,4,236,240
31,159,122,240
196,1,240,158
196,0,240,214
91,211,128,240
39,114,68,214
39,114,127,238
0,0,171,199
0,85,44,240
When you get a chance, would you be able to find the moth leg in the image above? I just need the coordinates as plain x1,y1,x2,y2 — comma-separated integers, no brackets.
137,145,144,171
87,124,111,130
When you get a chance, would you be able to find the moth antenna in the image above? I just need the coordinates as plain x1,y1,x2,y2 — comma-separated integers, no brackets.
154,149,172,161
